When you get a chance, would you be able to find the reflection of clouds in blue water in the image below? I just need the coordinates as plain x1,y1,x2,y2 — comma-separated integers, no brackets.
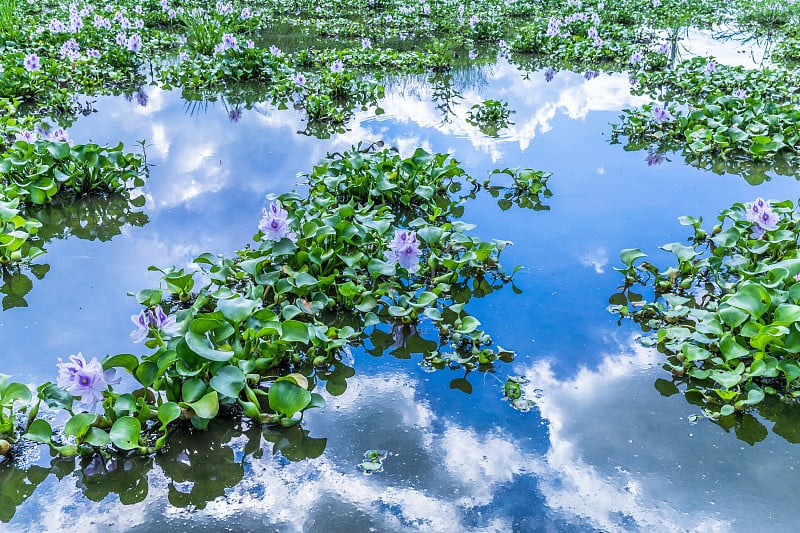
519,336,800,532
19,373,546,532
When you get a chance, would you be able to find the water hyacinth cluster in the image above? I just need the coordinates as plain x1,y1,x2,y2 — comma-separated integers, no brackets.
611,197,800,418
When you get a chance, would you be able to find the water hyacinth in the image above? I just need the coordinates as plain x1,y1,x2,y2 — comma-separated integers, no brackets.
130,305,180,343
544,67,556,82
645,151,666,166
651,103,673,123
23,53,41,72
331,59,344,73
362,37,371,49
293,72,307,86
386,229,423,273
269,44,281,56
629,51,643,65
703,58,717,75
127,34,142,53
56,353,114,410
258,202,296,242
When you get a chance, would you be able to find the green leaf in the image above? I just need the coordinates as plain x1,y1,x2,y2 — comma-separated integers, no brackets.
774,304,800,324
158,402,181,428
417,226,444,244
268,380,311,418
102,353,139,373
23,419,53,444
183,391,219,420
620,248,646,266
83,427,110,447
726,283,771,319
109,416,142,450
217,296,259,325
184,330,234,362
367,258,396,276
280,320,310,343
210,365,246,398
181,379,207,402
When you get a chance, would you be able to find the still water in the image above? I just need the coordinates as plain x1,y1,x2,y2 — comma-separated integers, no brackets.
2,56,799,531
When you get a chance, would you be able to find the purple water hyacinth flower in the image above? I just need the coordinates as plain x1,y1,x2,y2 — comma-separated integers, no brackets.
587,26,598,39
59,38,80,60
116,32,127,45
734,88,748,99
293,72,307,86
259,203,296,242
544,66,556,82
86,48,100,58
362,37,372,49
131,309,150,342
704,58,717,75
331,59,344,73
229,107,242,122
269,44,281,56
49,19,67,32
756,208,779,231
630,51,643,65
584,70,599,81
56,353,111,410
746,197,767,223
386,229,423,273
645,151,666,166
469,14,479,28
127,34,142,53
23,53,41,72
151,305,180,334
652,0,661,6
94,15,111,29
178,51,188,62
591,12,600,25
49,128,70,143
222,33,239,50
120,16,131,30
658,42,670,55
546,17,560,37
214,43,226,55
168,8,176,18
651,103,673,123
468,50,477,60
240,7,251,19
130,306,180,342
423,3,430,15
15,130,37,143
217,1,233,16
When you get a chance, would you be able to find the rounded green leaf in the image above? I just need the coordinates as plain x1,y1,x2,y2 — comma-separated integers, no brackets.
183,391,219,420
210,365,246,398
84,427,111,447
23,419,53,444
185,330,234,362
64,413,98,440
109,416,142,450
158,402,181,427
268,380,311,418
280,320,310,343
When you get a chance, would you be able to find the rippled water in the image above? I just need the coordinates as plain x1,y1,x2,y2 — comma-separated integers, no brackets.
2,53,800,531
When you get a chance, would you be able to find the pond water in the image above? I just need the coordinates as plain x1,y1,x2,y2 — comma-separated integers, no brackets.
3,54,800,531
